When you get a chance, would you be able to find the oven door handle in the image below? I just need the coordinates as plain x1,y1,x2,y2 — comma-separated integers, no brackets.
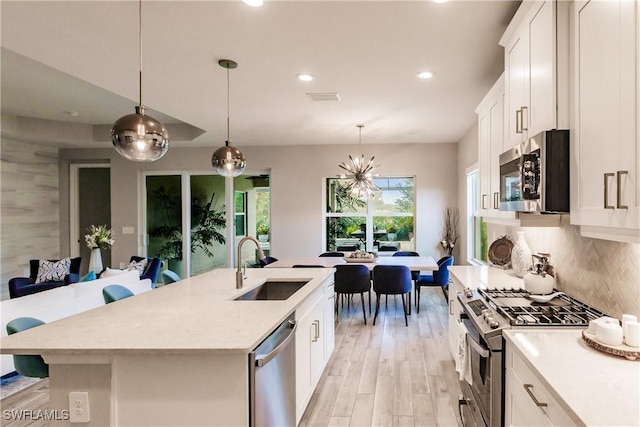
466,332,490,358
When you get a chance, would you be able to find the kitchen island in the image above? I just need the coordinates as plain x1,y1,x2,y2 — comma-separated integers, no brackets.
0,267,335,426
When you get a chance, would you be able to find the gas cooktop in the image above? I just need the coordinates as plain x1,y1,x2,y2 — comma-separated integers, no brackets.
477,288,606,326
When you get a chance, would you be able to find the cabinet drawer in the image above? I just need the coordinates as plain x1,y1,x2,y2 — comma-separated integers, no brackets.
507,347,577,426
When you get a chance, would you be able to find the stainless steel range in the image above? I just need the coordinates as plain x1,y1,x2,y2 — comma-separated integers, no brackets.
456,287,606,427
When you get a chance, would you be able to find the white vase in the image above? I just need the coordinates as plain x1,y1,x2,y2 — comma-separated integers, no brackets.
88,248,103,275
511,231,532,278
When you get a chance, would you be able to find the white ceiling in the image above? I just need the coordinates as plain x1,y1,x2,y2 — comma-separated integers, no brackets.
0,0,520,149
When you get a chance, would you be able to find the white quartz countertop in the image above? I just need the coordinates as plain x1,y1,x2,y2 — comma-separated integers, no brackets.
449,264,525,290
0,268,334,356
504,329,640,427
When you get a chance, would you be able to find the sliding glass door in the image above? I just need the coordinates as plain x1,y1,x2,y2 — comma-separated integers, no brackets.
145,171,270,278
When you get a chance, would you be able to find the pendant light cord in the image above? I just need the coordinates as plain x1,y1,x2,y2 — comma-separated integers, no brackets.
226,66,231,143
357,124,364,155
138,0,143,107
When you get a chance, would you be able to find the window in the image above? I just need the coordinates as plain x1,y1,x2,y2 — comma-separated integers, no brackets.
324,177,415,252
235,191,247,237
467,169,487,263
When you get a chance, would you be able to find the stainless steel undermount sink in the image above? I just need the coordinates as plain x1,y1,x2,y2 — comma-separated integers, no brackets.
233,280,309,301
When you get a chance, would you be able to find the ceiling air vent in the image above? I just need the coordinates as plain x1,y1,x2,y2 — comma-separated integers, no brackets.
306,92,341,101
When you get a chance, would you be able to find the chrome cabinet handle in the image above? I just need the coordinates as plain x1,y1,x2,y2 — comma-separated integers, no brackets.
516,108,522,134
493,192,499,209
449,299,454,316
311,320,320,342
604,173,615,209
523,384,548,408
521,106,528,131
482,194,488,209
617,170,629,209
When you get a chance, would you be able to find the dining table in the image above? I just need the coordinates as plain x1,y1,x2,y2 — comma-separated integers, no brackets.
266,255,438,316
265,255,438,271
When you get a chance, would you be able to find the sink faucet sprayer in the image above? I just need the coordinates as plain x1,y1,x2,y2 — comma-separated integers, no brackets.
237,236,266,289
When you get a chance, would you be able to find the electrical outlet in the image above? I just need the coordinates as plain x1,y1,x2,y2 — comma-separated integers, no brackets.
119,262,126,269
69,391,90,423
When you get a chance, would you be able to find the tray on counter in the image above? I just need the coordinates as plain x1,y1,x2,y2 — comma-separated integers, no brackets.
582,329,640,361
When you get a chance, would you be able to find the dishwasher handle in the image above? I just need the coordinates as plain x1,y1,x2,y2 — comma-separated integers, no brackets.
255,320,297,367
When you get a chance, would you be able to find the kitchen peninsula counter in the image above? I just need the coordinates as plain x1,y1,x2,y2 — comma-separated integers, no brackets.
0,267,335,427
504,329,640,427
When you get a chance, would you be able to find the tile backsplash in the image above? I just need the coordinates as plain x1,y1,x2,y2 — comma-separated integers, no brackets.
486,216,640,319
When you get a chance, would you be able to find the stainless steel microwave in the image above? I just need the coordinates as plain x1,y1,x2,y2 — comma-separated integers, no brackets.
499,130,570,213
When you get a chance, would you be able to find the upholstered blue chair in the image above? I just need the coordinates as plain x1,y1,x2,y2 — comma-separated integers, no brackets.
415,256,454,313
161,270,181,285
319,252,344,257
372,265,412,326
335,264,371,324
392,251,420,314
129,256,162,288
102,284,134,304
9,257,82,298
6,317,49,378
259,256,278,268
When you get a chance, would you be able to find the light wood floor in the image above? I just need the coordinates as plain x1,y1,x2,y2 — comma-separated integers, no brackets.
0,287,461,427
299,287,462,427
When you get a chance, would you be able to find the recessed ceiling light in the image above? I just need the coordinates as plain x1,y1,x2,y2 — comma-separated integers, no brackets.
296,73,314,82
243,0,263,7
417,71,434,80
433,0,448,3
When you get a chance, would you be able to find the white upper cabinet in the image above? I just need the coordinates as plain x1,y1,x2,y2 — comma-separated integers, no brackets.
500,1,566,149
476,74,516,220
570,0,639,242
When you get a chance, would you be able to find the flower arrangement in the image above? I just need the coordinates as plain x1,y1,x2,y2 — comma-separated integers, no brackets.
85,225,114,249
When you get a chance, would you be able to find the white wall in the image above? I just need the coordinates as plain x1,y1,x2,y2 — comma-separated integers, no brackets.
456,123,478,264
59,143,458,267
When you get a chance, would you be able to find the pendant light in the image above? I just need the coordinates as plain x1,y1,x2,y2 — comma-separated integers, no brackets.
111,0,169,162
211,59,247,177
338,124,380,198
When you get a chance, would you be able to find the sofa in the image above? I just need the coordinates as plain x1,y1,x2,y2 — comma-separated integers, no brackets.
9,257,82,299
1,269,152,376
129,256,162,287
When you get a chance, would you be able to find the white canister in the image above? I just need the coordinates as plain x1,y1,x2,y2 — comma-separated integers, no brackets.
622,314,638,339
624,321,640,348
596,322,624,346
588,316,619,334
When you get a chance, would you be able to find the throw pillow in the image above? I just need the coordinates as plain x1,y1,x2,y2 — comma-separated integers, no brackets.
35,258,71,283
100,267,128,278
80,271,97,282
128,258,148,275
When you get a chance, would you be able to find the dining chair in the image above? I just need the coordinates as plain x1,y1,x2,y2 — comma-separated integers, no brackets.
102,284,134,304
259,256,278,268
392,251,420,314
334,264,372,324
161,269,181,285
319,252,344,257
415,256,454,313
372,265,412,326
6,317,49,378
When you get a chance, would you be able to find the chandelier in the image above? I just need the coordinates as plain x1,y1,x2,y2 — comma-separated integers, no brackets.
211,59,247,177
111,0,169,162
338,124,379,198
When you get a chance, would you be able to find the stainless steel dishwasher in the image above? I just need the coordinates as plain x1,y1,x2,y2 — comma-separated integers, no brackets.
249,312,297,427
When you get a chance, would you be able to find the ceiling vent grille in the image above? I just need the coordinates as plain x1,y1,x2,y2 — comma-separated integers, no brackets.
306,92,341,101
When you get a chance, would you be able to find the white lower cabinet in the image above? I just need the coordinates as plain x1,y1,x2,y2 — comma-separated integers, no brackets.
447,275,465,358
505,345,576,427
295,276,335,424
